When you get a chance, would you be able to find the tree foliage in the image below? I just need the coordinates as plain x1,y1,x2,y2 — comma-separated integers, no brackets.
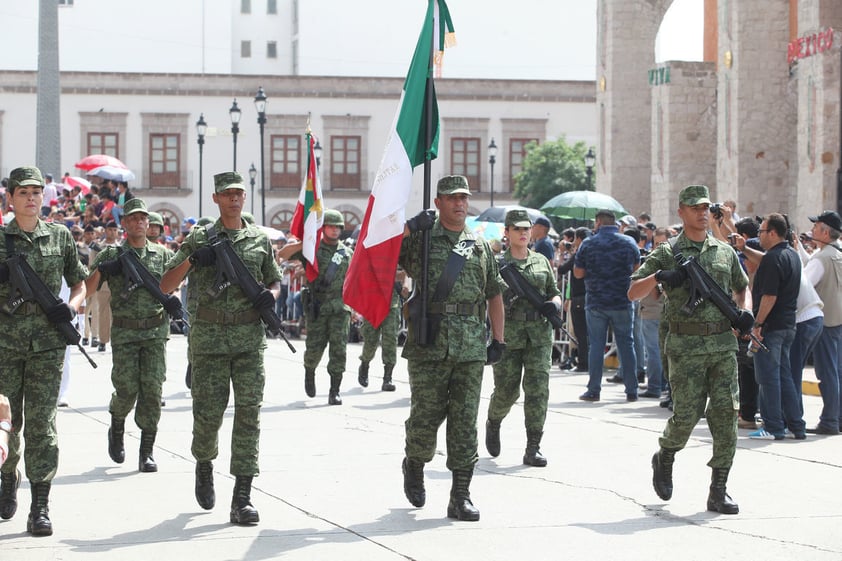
513,136,594,209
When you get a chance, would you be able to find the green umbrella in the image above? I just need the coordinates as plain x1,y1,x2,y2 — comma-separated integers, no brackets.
540,190,627,221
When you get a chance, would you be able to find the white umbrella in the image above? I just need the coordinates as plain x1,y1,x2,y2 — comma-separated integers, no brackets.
88,165,136,182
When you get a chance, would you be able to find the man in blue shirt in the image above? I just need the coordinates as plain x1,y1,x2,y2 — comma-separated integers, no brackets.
574,210,640,401
531,217,555,263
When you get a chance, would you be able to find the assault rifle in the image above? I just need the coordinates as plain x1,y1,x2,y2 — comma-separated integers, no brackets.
3,253,98,368
673,250,767,352
206,234,296,353
499,262,577,345
117,249,189,326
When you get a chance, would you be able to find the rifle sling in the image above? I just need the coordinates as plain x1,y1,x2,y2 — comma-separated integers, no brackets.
316,246,347,291
430,238,476,309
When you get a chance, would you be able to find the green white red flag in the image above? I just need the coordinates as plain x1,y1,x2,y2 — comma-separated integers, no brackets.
342,0,455,327
289,132,324,282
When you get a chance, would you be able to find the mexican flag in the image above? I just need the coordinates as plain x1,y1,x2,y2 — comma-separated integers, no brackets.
289,133,324,282
342,0,455,328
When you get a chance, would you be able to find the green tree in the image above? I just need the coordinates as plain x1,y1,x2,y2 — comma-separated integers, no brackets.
513,136,594,209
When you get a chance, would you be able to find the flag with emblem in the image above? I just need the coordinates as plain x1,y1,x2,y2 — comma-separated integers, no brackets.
342,0,455,328
289,132,324,282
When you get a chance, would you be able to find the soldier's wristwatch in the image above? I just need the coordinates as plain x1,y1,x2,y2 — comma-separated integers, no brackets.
0,420,12,434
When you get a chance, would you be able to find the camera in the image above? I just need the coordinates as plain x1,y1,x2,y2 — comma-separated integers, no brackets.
710,203,723,219
727,233,738,246
563,241,572,250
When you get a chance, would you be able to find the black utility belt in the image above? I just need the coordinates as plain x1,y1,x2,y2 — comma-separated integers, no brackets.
428,302,482,316
669,319,731,336
197,307,260,325
507,310,542,322
112,313,167,329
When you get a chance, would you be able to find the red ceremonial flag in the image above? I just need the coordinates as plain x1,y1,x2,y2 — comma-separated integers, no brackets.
289,132,324,282
342,0,454,327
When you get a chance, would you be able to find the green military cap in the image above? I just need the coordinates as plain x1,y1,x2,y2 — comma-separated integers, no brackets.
323,209,344,227
9,166,44,189
437,175,471,196
147,211,164,227
241,212,256,225
679,185,712,206
214,171,246,193
505,209,533,228
196,216,214,227
122,197,148,216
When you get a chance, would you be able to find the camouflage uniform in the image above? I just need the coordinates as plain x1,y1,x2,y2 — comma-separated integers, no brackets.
0,218,88,484
298,224,353,401
489,247,560,435
168,217,281,476
92,238,173,437
359,286,401,367
400,222,502,471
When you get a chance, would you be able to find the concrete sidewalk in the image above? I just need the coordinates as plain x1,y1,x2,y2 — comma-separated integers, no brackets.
1,334,840,560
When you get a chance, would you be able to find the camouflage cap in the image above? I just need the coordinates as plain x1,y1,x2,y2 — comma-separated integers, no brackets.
505,209,533,228
679,185,712,206
437,175,471,196
147,211,164,227
122,197,148,216
323,208,344,227
9,166,45,189
241,211,256,225
214,171,246,193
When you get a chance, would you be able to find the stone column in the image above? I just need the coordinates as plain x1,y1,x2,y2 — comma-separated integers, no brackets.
37,0,61,177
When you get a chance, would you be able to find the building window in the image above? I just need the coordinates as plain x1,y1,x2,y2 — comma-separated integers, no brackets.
267,0,277,14
451,137,480,189
330,136,361,189
58,0,74,5
270,134,301,189
340,210,361,231
149,133,180,187
241,0,251,14
87,133,119,158
270,209,294,230
509,138,537,191
267,41,277,59
241,41,252,58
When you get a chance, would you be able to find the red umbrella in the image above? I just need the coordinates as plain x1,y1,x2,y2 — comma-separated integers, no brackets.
62,176,92,194
75,154,128,171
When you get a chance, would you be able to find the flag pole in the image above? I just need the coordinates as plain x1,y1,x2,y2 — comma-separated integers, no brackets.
418,10,436,347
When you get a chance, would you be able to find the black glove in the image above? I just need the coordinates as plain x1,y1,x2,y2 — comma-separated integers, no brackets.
97,259,122,276
189,246,216,267
163,295,183,317
655,268,688,288
733,309,755,336
540,300,561,318
0,263,9,283
406,210,436,233
254,288,275,310
486,339,506,365
46,302,75,324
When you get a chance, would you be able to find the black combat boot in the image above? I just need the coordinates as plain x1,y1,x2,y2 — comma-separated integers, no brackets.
328,374,343,405
485,419,501,457
138,431,158,473
195,461,215,510
304,368,316,398
358,361,370,387
381,364,396,392
230,475,260,525
0,468,21,520
402,457,425,507
447,469,480,521
523,430,547,467
185,363,192,389
707,467,739,514
107,416,125,464
26,482,52,536
651,448,676,500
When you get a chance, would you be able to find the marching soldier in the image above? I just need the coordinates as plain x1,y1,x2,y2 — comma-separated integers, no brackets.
357,267,409,392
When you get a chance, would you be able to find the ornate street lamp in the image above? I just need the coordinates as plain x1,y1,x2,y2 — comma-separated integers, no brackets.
229,98,241,172
314,139,323,168
196,113,207,217
488,138,498,207
248,162,257,215
254,86,267,225
584,147,596,190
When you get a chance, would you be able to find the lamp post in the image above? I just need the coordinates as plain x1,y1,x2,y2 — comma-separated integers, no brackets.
196,113,207,217
314,139,323,168
248,162,257,215
229,98,241,172
488,138,497,207
254,86,267,225
584,147,596,190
